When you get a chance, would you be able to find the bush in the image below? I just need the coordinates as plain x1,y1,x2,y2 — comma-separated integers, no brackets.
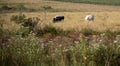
81,28,100,36
0,34,42,66
16,4,26,11
42,5,53,10
104,29,120,36
10,14,26,24
15,27,31,37
0,30,120,66
36,25,65,36
93,43,120,66
1,5,12,10
0,20,3,38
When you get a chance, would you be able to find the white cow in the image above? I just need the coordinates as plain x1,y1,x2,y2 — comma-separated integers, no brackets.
85,15,94,21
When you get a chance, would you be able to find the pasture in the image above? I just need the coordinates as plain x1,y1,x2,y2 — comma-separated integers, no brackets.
0,0,120,32
1,12,120,31
0,0,120,66
53,0,120,6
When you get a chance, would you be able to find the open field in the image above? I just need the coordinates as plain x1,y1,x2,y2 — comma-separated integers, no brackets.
53,0,120,6
0,1,120,12
0,1,120,66
0,1,120,32
0,0,44,3
1,12,120,31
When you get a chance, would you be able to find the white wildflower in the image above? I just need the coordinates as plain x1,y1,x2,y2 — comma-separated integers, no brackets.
113,40,117,43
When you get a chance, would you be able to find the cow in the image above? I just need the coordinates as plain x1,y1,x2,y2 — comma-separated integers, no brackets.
53,16,64,23
85,15,94,22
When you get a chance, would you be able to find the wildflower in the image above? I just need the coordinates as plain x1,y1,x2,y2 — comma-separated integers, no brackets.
83,56,87,60
74,41,79,44
99,39,102,42
59,44,62,47
113,40,117,43
100,33,105,36
63,49,69,52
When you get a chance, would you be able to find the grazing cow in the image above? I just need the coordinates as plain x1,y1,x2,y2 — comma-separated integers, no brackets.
85,15,94,21
53,16,64,23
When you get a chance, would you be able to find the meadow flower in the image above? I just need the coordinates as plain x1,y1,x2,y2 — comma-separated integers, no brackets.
59,44,62,47
113,40,117,43
100,33,105,36
99,39,102,42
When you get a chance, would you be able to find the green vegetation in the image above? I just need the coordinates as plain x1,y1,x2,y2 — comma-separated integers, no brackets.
0,32,120,66
0,4,67,13
36,25,68,36
80,28,120,36
0,14,120,66
0,4,38,13
11,13,26,24
53,0,120,6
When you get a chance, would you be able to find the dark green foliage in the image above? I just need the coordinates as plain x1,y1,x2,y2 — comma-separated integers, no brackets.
0,4,38,13
22,17,39,28
15,27,31,37
11,14,40,37
36,25,65,36
81,28,100,36
0,29,120,66
0,5,12,10
0,34,42,66
53,0,120,6
0,20,3,38
94,43,120,66
104,29,120,36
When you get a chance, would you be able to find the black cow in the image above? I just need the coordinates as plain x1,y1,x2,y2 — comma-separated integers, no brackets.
53,16,64,23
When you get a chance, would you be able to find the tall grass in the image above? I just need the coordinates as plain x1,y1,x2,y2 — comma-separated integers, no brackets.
0,32,120,66
0,14,120,66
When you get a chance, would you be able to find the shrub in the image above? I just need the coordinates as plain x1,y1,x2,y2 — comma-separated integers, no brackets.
0,20,3,38
93,43,120,66
1,5,12,10
0,31,120,66
16,4,26,11
81,28,100,36
36,25,65,36
10,13,26,24
0,34,42,66
15,27,31,37
104,29,120,36
42,5,53,10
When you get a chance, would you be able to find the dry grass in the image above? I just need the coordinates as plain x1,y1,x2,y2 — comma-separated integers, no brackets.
0,1,120,12
1,12,120,31
0,0,120,32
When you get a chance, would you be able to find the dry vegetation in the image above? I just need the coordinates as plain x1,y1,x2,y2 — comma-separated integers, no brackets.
1,12,120,31
0,1,120,12
0,1,120,66
0,0,120,32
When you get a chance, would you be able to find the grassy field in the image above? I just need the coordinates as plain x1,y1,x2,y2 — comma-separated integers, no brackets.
0,0,120,31
1,12,120,31
0,0,120,66
0,1,120,12
53,0,120,6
